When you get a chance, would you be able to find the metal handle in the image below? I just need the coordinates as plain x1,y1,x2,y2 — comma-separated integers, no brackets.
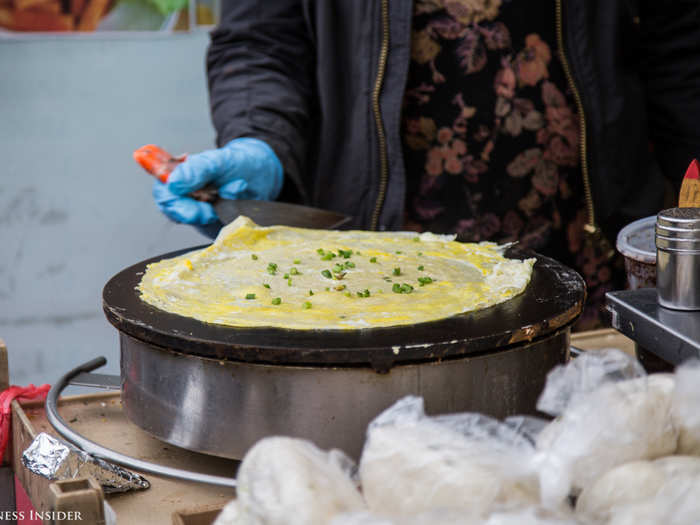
45,357,237,488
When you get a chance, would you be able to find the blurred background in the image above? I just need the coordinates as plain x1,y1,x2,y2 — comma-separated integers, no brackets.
0,4,219,386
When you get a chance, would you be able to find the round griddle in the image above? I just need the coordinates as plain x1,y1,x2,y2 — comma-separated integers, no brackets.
103,246,585,371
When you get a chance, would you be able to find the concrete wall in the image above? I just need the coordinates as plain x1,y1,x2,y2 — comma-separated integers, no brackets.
0,33,216,386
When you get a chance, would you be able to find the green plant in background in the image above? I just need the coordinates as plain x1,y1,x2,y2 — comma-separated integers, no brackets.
147,0,187,15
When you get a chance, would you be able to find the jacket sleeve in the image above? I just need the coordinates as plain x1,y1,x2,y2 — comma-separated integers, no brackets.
207,0,314,202
640,0,700,185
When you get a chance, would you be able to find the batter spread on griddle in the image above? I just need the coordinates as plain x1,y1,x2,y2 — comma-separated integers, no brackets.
138,217,535,330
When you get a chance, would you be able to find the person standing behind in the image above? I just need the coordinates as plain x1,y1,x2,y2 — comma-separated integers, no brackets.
152,0,700,329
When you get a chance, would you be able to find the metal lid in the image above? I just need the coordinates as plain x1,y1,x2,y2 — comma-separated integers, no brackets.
656,235,700,252
655,224,700,240
657,208,700,230
656,208,700,252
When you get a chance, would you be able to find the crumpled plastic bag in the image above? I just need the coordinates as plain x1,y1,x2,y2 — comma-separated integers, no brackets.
213,436,365,525
330,509,482,525
536,349,646,418
533,350,678,507
575,456,700,523
483,506,582,525
358,396,540,517
671,359,700,455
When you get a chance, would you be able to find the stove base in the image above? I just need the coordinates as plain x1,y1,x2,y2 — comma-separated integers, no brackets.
120,330,569,460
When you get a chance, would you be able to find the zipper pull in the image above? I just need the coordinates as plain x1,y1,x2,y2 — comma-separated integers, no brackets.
583,223,616,261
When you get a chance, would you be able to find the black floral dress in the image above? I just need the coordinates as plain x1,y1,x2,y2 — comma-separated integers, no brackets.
401,0,625,330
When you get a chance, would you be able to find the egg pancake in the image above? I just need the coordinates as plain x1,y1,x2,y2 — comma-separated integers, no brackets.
138,217,535,330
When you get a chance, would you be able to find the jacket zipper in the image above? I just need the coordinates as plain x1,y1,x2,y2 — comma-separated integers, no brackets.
555,0,614,258
370,0,390,231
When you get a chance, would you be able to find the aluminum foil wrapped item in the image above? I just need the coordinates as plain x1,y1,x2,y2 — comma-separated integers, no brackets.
22,433,150,494
533,350,678,507
671,359,700,455
358,396,541,518
576,456,700,525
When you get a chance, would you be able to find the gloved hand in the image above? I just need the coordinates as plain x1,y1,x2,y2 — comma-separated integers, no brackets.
152,137,284,225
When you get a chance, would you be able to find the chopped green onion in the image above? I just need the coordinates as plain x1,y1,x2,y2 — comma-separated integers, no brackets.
251,254,258,260
290,267,300,275
417,252,423,256
325,287,330,291
287,278,292,286
309,290,314,296
302,301,312,309
338,249,353,258
396,251,402,254
392,283,402,293
401,283,414,293
413,237,420,242
267,263,278,275
344,291,352,297
369,257,377,263
344,261,355,269
293,259,301,264
321,269,332,279
417,265,424,271
322,252,336,260
245,293,256,300
271,297,281,305
417,276,433,286
357,289,370,298
393,267,401,276
332,264,344,273
316,248,325,255
283,273,290,279
383,276,392,282
263,283,271,289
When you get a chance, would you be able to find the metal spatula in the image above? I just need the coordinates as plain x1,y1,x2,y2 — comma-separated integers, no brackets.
133,144,352,229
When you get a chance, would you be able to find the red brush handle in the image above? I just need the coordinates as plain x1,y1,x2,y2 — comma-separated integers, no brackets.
133,144,186,183
133,144,218,203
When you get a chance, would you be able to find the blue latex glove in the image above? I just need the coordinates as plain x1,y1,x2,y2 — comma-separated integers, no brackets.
152,137,283,225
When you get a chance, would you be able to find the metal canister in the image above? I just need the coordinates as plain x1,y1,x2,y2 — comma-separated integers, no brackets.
655,207,700,310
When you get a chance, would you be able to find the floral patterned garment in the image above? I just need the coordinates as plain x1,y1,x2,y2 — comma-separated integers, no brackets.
401,0,625,330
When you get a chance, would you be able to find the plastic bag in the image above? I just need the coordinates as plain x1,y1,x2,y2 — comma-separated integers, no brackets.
483,506,581,525
358,396,539,517
576,456,700,523
221,436,365,525
533,349,678,507
536,349,646,417
671,359,700,455
330,510,482,525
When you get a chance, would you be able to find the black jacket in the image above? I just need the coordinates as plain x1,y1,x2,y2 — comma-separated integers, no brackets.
207,0,700,240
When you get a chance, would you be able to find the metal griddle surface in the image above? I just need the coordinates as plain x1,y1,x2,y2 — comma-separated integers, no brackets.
103,246,584,370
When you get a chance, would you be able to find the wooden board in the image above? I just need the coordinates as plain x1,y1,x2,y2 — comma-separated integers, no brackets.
571,328,635,356
0,338,8,391
12,393,236,525
0,466,15,516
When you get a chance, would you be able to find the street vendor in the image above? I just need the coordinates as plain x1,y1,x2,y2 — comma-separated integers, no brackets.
150,0,700,329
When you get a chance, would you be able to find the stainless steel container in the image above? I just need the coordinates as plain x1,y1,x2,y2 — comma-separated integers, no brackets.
656,207,700,310
120,330,569,460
